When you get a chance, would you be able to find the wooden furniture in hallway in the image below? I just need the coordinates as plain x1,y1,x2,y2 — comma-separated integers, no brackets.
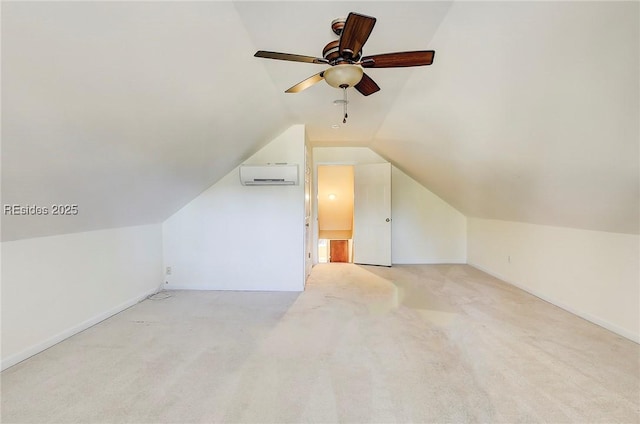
330,240,349,262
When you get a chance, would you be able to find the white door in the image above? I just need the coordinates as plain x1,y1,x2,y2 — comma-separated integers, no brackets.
353,163,392,266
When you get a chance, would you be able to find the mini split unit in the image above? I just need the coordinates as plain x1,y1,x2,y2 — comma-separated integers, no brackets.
239,164,299,186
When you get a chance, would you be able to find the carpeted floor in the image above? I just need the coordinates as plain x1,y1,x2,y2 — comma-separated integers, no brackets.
1,264,638,423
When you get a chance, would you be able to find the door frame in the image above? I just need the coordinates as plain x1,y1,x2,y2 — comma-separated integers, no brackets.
312,159,391,266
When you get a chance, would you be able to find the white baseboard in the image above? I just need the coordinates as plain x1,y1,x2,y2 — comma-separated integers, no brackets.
164,283,302,292
391,261,467,265
1,287,159,371
468,262,639,344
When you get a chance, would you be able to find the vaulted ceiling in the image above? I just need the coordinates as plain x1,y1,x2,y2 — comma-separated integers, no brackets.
2,1,638,241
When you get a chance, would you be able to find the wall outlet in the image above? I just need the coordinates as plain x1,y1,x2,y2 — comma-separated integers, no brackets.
507,255,511,264
166,266,172,275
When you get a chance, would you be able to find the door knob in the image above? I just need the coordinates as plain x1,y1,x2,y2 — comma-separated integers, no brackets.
386,218,390,222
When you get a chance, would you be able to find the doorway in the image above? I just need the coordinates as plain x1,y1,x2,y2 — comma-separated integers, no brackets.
315,162,392,266
317,165,354,263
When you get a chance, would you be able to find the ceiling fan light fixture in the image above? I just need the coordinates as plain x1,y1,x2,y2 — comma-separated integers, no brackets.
323,64,364,89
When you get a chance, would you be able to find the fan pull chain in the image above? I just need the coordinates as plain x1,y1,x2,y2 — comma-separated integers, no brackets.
342,86,348,124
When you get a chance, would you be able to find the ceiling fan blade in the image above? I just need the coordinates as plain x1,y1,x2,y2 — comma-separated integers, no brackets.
354,73,380,96
285,72,325,93
255,51,328,64
339,12,376,59
361,51,435,68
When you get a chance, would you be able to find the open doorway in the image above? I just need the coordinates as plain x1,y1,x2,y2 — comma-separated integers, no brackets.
317,165,354,263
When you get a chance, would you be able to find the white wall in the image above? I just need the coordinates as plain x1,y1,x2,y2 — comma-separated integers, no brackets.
313,147,467,264
391,167,467,264
163,125,305,291
1,224,163,370
467,218,640,342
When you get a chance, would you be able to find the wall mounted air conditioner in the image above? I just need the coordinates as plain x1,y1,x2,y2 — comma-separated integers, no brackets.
239,164,299,186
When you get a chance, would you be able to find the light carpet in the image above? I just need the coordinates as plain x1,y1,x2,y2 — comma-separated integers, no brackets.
1,264,638,423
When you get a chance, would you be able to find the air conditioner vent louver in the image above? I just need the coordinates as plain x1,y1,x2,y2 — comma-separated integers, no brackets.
239,164,299,186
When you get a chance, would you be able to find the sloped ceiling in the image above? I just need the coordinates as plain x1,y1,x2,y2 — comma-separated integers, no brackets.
372,1,639,234
2,1,638,241
2,1,292,241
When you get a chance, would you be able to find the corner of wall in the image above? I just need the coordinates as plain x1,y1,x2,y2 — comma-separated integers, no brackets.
162,125,306,291
1,224,164,370
467,217,640,343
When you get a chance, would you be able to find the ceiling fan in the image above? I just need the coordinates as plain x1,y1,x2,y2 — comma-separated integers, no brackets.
254,12,435,96
254,12,434,122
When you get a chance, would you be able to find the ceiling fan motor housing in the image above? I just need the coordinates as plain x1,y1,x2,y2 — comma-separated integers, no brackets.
323,40,361,63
